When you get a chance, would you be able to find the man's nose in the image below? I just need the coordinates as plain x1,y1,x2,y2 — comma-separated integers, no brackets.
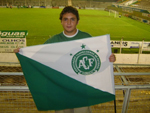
67,19,71,24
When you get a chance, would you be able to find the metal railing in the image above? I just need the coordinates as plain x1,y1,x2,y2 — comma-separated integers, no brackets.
0,63,150,113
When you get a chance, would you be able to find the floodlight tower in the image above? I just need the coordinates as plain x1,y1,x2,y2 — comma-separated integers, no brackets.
68,0,72,6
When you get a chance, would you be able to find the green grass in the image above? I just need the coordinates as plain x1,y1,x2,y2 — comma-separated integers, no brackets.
0,8,150,47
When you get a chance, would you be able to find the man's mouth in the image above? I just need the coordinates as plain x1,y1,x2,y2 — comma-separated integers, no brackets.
67,26,71,28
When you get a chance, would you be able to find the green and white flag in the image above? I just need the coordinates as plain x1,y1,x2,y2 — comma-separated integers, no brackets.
16,34,115,111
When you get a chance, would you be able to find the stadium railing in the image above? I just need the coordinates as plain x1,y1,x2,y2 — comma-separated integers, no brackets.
0,63,150,113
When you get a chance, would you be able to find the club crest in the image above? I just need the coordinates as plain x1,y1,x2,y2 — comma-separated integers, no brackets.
71,44,101,75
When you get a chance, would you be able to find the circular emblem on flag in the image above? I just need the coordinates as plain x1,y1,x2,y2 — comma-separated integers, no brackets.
71,50,101,75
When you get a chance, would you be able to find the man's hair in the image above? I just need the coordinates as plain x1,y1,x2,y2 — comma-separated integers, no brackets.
59,6,79,21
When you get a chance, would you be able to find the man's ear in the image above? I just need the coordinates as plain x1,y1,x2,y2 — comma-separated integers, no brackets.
77,20,79,25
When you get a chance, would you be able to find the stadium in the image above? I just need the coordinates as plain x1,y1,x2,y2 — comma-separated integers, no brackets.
0,0,150,113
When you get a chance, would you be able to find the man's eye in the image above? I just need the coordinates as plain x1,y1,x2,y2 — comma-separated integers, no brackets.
64,18,67,21
71,18,75,21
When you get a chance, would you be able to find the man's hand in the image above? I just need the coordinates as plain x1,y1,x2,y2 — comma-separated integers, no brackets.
14,48,20,53
109,53,116,62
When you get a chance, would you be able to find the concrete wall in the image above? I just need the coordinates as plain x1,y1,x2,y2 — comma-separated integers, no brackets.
0,53,19,63
0,53,150,65
114,54,150,64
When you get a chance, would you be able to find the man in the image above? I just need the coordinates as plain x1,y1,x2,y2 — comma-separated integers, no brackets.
45,6,115,113
14,6,116,113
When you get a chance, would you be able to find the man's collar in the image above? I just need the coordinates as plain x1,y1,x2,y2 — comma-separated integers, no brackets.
63,29,78,38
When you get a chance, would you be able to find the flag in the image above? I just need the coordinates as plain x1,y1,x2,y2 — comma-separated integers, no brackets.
16,34,115,111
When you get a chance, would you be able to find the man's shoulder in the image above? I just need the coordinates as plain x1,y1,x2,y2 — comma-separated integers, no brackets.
78,30,92,37
51,32,62,38
44,33,62,44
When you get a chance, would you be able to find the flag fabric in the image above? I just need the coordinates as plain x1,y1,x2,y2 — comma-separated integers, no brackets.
16,34,115,111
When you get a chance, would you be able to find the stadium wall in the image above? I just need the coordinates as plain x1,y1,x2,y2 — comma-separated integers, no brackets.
0,53,150,65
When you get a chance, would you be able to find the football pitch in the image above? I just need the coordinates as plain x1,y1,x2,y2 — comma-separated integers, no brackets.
0,8,150,46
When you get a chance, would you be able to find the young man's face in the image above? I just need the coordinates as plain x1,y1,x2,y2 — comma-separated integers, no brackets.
61,12,79,36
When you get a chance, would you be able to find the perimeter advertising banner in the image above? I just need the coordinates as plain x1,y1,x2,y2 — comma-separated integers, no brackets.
110,40,150,51
0,30,28,52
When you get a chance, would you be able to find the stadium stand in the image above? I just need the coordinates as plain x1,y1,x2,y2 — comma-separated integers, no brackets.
137,0,150,11
119,0,138,6
0,0,117,9
71,0,114,9
116,0,150,11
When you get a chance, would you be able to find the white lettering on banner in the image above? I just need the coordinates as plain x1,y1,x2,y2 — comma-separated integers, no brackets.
1,32,26,37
